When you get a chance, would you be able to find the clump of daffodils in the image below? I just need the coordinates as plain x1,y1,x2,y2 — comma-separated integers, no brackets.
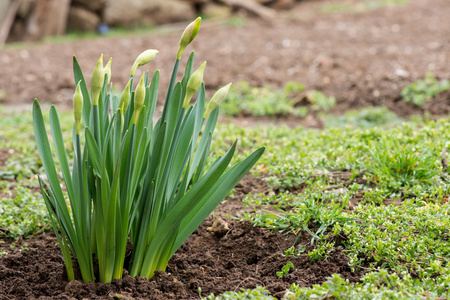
32,17,264,284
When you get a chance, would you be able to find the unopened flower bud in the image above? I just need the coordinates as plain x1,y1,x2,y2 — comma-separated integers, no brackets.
130,49,159,76
204,83,232,118
91,54,104,106
119,78,132,115
177,17,201,60
183,61,206,108
133,73,146,124
73,81,83,134
104,57,112,85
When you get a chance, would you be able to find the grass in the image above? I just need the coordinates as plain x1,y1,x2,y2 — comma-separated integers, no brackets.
320,0,410,14
2,103,450,298
3,24,159,50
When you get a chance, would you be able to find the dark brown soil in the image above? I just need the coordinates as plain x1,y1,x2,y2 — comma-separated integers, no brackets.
0,218,363,300
0,148,11,168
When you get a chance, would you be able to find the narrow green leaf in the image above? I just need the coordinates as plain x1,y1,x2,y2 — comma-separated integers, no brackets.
49,107,75,207
181,52,195,89
33,100,74,237
85,127,102,178
139,141,239,277
172,147,265,254
189,107,219,183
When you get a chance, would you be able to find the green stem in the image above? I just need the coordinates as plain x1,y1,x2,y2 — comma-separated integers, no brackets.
76,133,94,281
160,59,180,123
93,104,101,149
113,125,135,280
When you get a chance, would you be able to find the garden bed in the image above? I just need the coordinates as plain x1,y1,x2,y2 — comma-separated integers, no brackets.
0,215,364,299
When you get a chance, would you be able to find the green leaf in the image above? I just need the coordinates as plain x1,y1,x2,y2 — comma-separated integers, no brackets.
49,107,75,206
85,127,102,178
32,100,73,235
173,146,265,254
138,141,244,277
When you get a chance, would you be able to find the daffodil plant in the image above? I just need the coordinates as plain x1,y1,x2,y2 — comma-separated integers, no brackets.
32,17,264,283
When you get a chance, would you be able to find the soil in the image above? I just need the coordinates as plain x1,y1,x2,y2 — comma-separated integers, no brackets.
0,0,449,119
1,0,450,298
0,219,363,300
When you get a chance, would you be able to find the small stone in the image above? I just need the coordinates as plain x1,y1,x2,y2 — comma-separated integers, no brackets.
207,217,230,238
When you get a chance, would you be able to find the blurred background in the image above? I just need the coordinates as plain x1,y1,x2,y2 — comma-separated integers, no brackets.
0,0,295,43
0,0,448,124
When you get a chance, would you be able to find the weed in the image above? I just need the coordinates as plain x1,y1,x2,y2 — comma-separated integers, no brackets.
282,245,306,257
402,73,450,106
305,90,336,111
277,261,295,278
285,270,450,299
324,106,399,129
202,286,272,300
243,187,355,244
343,201,450,277
0,154,41,180
220,81,307,117
308,241,334,262
0,185,49,240
366,138,439,189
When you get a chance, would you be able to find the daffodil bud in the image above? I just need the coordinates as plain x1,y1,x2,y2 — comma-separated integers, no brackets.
133,73,146,124
104,57,112,85
119,78,132,115
91,54,104,106
204,83,232,118
183,61,206,108
73,81,83,134
118,108,124,130
177,17,201,60
130,49,159,77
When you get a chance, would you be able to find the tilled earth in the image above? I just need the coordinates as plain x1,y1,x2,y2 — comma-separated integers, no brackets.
0,218,363,299
0,0,449,119
1,0,450,298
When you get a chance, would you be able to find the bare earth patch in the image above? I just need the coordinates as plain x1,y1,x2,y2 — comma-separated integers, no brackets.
0,0,448,120
0,215,364,299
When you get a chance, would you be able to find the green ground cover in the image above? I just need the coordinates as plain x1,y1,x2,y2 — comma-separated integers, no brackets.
1,104,450,298
401,73,450,106
219,81,335,117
